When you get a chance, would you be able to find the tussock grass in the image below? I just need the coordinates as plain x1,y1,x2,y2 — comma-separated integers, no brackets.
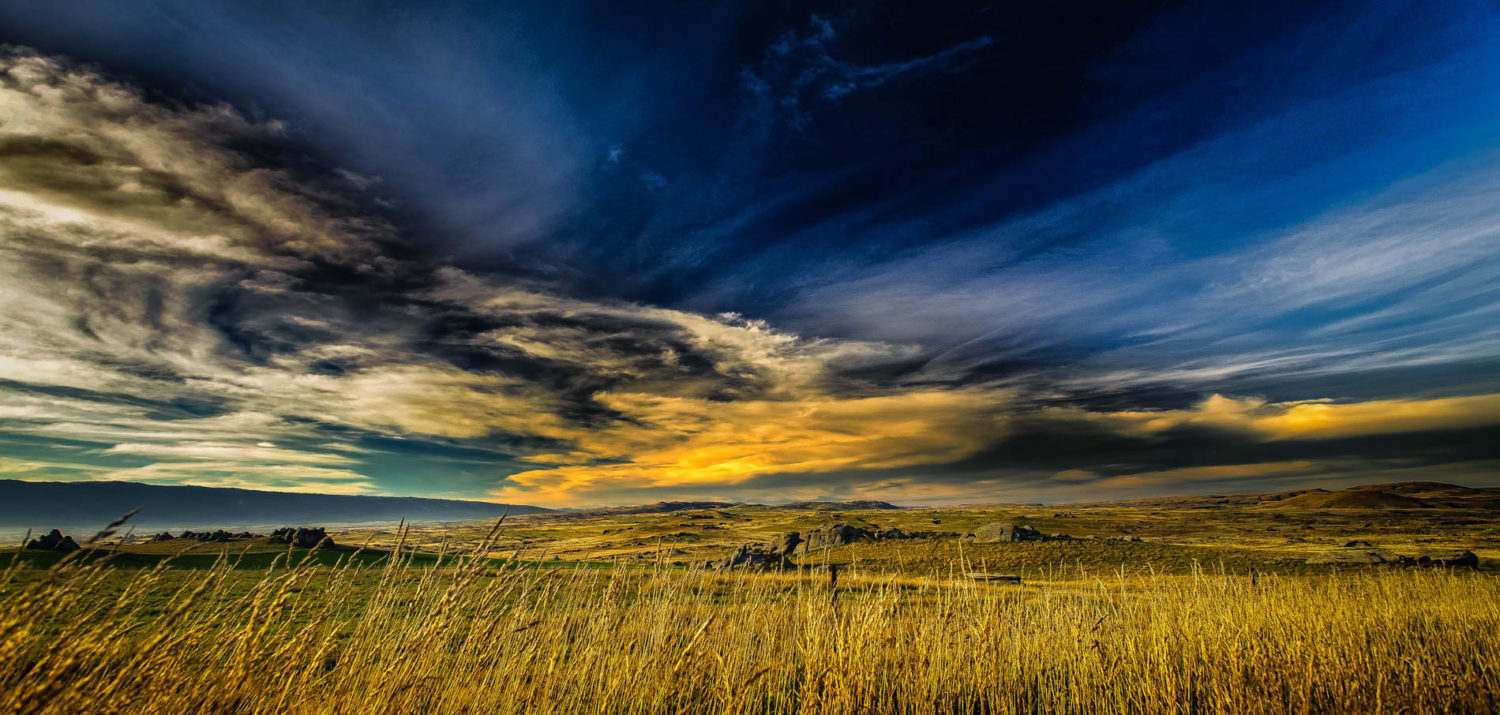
2,526,1497,713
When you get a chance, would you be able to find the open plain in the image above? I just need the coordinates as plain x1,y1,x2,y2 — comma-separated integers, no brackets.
3,481,1497,714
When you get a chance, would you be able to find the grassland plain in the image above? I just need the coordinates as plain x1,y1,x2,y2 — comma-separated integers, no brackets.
2,492,1499,714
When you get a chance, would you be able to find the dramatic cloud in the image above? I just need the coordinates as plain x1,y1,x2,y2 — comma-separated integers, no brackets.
0,50,1007,503
1047,393,1500,442
2,8,1499,508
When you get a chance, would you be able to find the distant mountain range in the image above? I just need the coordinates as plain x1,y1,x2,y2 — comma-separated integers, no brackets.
750,500,902,511
558,499,904,517
0,480,550,534
1073,481,1500,510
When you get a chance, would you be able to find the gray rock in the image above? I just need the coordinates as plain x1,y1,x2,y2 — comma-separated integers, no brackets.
25,529,80,553
269,527,335,549
703,544,794,571
801,523,872,551
767,532,802,556
973,523,1045,543
877,527,908,540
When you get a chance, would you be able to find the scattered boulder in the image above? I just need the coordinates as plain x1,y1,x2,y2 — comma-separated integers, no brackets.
1307,549,1409,565
703,544,795,571
1309,548,1480,567
801,523,872,551
1342,540,1375,548
973,523,1045,543
1415,550,1478,567
269,527,335,549
877,527,908,540
25,529,80,553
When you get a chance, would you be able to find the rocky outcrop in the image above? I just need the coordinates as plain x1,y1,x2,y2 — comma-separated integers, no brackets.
147,531,176,542
25,529,80,552
767,532,802,557
1342,540,1375,548
801,523,872,551
703,544,795,571
269,527,335,549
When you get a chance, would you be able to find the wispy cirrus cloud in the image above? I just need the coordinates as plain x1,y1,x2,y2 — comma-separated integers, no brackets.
739,14,992,133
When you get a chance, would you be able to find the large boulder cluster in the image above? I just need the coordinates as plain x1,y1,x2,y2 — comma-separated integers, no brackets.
703,543,796,571
269,527,335,549
26,529,80,552
704,531,802,570
794,522,958,551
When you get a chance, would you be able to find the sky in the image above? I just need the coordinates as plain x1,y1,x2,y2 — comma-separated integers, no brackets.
1,0,1498,507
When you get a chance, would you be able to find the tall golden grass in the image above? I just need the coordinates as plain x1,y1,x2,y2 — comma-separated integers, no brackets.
1,529,1496,714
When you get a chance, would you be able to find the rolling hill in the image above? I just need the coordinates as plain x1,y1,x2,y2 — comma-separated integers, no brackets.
1261,489,1433,509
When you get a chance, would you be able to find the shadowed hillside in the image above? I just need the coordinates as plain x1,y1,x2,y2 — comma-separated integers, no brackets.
0,480,550,534
1069,482,1500,510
